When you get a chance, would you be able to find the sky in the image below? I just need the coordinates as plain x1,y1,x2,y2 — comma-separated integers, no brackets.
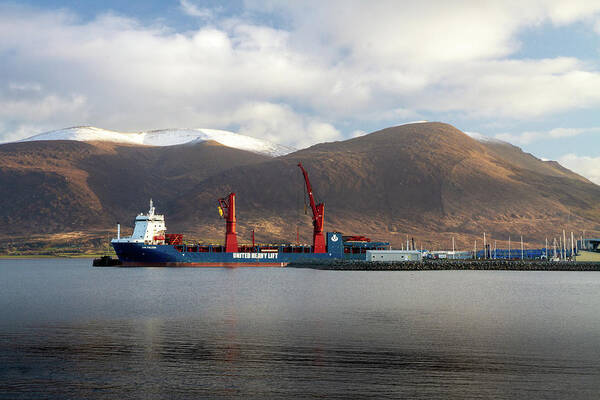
1,0,600,183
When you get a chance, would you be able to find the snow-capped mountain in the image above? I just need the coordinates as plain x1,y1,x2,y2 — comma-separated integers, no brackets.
464,131,506,144
18,126,295,157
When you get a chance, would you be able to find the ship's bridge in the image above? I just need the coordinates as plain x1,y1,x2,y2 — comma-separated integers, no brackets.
112,199,167,244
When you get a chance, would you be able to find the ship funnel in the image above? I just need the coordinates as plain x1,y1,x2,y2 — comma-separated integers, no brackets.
117,222,121,239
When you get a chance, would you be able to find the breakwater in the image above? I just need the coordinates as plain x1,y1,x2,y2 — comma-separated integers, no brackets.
288,259,600,271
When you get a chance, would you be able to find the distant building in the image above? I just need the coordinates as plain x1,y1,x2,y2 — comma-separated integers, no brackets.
576,238,600,262
366,250,422,262
578,238,600,252
427,251,471,260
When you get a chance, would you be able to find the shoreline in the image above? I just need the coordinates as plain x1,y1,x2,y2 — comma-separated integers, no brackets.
0,254,105,259
3,257,600,270
288,259,600,271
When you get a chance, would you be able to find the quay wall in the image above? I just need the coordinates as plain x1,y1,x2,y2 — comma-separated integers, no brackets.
288,260,600,271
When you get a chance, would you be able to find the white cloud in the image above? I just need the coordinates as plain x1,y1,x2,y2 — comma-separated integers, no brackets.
0,122,55,143
8,82,43,92
558,154,600,185
256,1,600,64
350,130,366,138
179,0,214,19
252,1,600,119
233,102,342,148
543,1,600,24
0,6,337,146
0,94,87,121
1,2,600,147
495,127,600,145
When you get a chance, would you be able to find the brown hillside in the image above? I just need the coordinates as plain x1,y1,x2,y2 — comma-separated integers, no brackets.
481,140,589,182
0,140,270,235
1,122,599,251
168,123,600,249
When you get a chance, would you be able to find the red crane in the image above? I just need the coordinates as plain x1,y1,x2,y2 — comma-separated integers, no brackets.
218,193,238,252
297,163,326,253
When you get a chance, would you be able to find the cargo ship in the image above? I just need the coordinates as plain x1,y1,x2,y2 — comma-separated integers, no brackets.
110,163,389,267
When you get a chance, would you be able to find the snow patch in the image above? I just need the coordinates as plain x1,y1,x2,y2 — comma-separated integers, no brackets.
465,131,506,144
17,126,295,157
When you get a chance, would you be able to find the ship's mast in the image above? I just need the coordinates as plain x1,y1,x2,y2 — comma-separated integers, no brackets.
149,198,155,216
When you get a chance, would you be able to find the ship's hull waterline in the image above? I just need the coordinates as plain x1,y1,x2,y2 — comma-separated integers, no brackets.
112,240,343,268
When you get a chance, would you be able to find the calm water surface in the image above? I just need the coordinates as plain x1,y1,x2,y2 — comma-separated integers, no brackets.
1,259,600,399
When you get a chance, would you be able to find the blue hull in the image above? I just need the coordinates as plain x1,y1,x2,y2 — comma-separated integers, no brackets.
112,242,339,267
111,233,393,267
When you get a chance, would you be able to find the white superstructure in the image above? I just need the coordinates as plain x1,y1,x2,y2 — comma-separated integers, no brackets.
111,199,167,245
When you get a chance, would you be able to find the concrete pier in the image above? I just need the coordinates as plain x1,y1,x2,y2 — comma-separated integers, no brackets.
288,259,600,271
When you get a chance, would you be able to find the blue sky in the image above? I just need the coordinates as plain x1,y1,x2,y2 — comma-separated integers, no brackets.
1,0,600,183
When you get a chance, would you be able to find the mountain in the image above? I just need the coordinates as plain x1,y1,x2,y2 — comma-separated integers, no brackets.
169,123,600,247
0,139,270,246
1,122,599,252
18,126,295,157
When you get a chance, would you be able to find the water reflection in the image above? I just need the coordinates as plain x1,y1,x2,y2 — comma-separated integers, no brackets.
1,260,600,399
3,320,599,399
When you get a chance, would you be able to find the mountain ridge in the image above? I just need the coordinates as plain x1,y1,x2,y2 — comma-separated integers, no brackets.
166,122,599,247
15,126,295,157
1,122,598,252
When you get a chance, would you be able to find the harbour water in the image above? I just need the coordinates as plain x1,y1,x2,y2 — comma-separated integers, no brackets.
1,258,600,399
